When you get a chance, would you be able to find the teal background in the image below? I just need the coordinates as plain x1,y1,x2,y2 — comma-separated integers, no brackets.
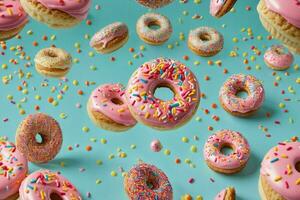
1,0,300,199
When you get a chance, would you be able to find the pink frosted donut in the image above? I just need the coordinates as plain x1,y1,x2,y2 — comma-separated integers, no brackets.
215,187,236,200
219,74,265,116
87,83,137,132
0,0,28,40
0,140,28,199
19,169,82,200
264,45,294,71
259,141,300,200
126,58,200,130
204,130,250,174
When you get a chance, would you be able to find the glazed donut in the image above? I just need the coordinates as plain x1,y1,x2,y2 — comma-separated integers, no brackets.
259,141,300,200
87,83,137,132
210,0,237,18
19,169,82,200
34,47,72,78
135,0,173,9
90,22,129,54
0,0,28,41
136,13,172,45
0,141,28,200
203,130,250,174
188,26,224,57
16,113,63,164
264,45,294,71
124,163,173,200
126,58,200,130
219,74,265,117
215,187,236,200
20,0,91,28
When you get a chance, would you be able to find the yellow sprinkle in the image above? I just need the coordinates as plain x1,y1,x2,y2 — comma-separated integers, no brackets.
145,112,150,119
281,154,288,158
118,108,125,113
296,178,300,185
274,176,282,182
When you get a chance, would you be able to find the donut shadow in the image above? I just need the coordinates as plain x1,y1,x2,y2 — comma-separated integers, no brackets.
236,152,261,176
247,104,276,121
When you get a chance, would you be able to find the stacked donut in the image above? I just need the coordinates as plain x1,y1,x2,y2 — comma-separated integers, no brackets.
87,57,201,131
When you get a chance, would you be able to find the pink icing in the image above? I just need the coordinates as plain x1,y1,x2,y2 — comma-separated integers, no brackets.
0,141,28,199
264,0,300,28
19,169,82,200
90,83,137,127
260,141,300,200
215,189,226,200
0,0,28,30
126,58,200,129
37,0,91,20
89,22,128,48
210,0,227,16
204,130,250,170
264,45,294,69
219,74,265,114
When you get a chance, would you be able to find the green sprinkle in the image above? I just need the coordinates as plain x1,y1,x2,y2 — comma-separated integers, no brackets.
82,126,89,132
164,149,171,156
181,137,189,143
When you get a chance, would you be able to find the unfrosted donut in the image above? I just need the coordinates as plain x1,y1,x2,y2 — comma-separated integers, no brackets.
259,141,300,200
16,113,62,163
204,130,250,174
264,45,294,71
219,74,265,116
135,0,173,9
188,26,224,57
124,163,173,200
19,169,82,200
87,83,137,132
0,141,28,200
136,13,172,45
126,58,200,130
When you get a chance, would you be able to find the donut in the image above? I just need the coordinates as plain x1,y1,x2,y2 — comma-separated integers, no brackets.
90,22,129,54
264,45,294,71
203,130,250,174
219,74,265,117
19,169,82,200
257,0,300,54
34,47,72,78
16,113,63,164
259,141,300,200
188,27,224,57
124,163,173,200
87,83,137,132
135,0,173,9
0,141,28,200
215,187,236,200
126,58,200,130
210,0,237,18
136,13,172,45
0,0,28,41
20,0,91,28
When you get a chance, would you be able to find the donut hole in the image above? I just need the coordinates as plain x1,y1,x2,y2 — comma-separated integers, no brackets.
296,161,300,173
146,176,160,190
47,50,58,58
220,144,234,156
148,21,161,30
111,98,124,105
35,133,44,144
50,192,63,200
199,33,211,41
154,84,175,101
236,89,249,99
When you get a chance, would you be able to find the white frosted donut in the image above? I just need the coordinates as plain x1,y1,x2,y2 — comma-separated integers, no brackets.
136,13,172,45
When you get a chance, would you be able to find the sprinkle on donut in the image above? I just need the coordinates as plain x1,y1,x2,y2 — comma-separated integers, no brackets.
260,141,300,200
219,74,265,116
124,163,173,200
204,130,250,174
0,141,28,200
126,58,200,130
19,169,82,200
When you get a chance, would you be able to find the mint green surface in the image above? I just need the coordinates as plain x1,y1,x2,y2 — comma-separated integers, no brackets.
1,0,300,199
